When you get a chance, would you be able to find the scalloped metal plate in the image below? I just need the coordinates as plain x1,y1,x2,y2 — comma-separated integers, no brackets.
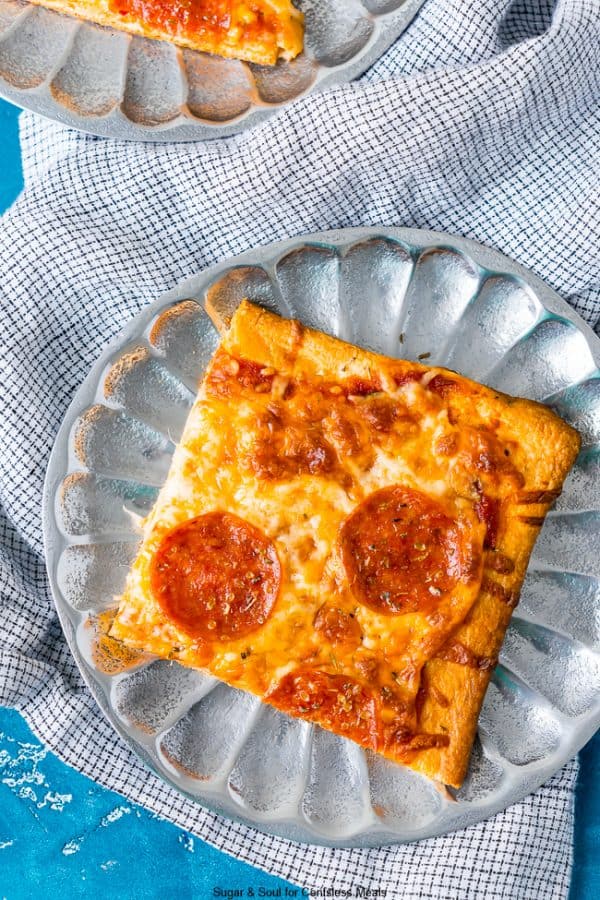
43,227,600,846
0,0,425,141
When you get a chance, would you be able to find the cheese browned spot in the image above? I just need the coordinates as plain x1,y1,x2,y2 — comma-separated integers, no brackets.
110,0,233,34
474,493,501,549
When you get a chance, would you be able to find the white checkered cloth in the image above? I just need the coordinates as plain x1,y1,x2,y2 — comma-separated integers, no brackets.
1,0,599,896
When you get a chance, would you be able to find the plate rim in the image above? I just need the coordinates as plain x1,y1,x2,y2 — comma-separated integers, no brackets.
42,225,600,847
0,0,427,142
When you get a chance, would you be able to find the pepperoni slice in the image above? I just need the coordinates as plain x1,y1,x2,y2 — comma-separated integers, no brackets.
313,605,362,649
340,486,477,616
267,669,378,749
150,512,280,640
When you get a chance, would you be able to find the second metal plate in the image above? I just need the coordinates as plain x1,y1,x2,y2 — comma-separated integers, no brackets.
0,0,425,141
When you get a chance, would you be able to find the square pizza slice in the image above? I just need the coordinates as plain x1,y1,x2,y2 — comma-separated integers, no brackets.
29,0,303,66
111,300,580,787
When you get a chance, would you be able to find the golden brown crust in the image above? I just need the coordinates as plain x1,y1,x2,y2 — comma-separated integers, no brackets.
28,0,303,66
111,300,580,787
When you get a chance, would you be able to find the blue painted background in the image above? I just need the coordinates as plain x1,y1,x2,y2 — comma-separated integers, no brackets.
0,99,22,207
0,708,295,899
0,97,599,899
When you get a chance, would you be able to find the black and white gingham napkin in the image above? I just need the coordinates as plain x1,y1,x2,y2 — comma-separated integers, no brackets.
1,0,599,895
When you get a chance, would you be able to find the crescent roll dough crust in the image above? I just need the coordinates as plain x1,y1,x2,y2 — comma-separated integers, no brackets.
111,300,580,787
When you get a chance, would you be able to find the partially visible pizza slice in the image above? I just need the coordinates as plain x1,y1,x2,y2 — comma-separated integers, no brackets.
29,0,304,65
110,300,580,787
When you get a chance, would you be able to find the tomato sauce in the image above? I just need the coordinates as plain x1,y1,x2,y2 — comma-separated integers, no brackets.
108,0,232,34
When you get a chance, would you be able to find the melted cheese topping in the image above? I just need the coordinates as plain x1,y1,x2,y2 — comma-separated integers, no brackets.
110,301,581,786
111,301,556,767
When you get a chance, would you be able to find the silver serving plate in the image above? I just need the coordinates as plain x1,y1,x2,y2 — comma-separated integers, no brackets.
43,227,600,847
0,0,425,141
